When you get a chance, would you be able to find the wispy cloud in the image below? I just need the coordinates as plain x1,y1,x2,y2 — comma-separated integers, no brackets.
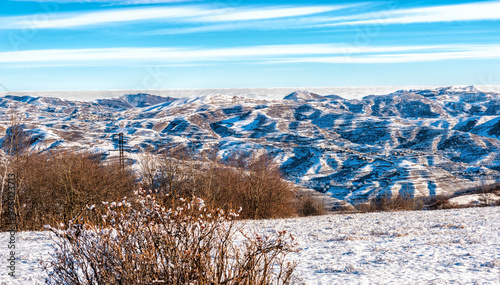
317,1,500,27
1,44,499,66
0,4,344,29
196,6,337,22
273,47,500,64
3,6,211,29
7,1,498,34
145,16,336,35
11,0,193,3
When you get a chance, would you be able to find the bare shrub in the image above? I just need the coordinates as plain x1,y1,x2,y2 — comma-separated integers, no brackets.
226,153,296,219
44,191,298,284
355,193,498,213
355,195,424,212
139,151,296,219
2,149,134,230
297,194,325,216
138,149,202,198
0,114,30,228
0,117,31,156
421,195,458,210
455,182,500,207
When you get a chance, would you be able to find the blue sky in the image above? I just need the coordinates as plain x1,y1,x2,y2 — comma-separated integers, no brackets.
0,0,499,91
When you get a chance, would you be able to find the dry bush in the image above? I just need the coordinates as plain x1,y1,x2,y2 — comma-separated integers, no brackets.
44,191,298,285
421,195,459,210
0,119,31,156
296,195,325,216
355,192,499,213
1,149,134,231
139,148,206,196
220,153,296,219
355,195,424,212
139,151,296,219
0,116,30,227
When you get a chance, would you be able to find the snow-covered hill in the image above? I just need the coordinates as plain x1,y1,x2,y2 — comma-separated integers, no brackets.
2,86,500,202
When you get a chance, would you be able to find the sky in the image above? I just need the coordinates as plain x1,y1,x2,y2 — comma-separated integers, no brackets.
0,0,499,92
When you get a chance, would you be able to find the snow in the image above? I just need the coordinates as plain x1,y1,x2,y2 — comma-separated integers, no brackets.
449,194,500,206
0,231,54,285
247,207,500,284
1,207,499,284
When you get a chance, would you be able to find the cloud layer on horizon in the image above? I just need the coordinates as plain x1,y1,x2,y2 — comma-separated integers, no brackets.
2,44,499,66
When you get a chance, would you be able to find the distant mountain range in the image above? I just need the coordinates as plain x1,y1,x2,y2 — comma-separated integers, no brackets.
2,86,500,202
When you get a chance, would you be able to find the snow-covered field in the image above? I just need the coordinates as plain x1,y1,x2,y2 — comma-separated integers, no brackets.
1,207,499,284
251,207,500,285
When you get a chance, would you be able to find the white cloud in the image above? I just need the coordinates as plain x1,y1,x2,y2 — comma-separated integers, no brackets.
317,1,500,27
3,1,500,32
1,44,498,65
0,4,345,29
196,6,339,22
11,6,212,29
11,0,192,3
145,16,335,35
271,45,500,64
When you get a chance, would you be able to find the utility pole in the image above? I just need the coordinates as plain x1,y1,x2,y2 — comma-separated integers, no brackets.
118,132,124,170
111,133,129,170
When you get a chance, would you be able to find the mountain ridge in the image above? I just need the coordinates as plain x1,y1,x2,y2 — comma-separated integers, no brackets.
2,86,500,202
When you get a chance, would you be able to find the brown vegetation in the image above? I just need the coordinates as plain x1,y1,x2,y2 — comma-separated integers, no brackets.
354,195,425,213
1,148,134,230
352,193,486,213
296,194,326,216
420,195,456,210
139,150,297,219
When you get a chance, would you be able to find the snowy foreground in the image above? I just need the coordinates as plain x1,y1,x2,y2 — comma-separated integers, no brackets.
1,207,499,285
